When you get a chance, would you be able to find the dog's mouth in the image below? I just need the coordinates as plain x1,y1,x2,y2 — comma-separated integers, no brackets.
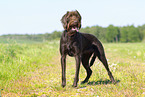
71,26,79,32
67,25,79,36
67,25,79,32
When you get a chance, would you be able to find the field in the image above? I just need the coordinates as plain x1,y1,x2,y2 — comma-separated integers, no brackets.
0,39,145,97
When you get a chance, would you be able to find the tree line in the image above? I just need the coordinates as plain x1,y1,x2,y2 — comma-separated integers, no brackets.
1,24,145,43
80,24,145,42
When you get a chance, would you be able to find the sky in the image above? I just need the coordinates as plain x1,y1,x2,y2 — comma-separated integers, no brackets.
0,0,145,35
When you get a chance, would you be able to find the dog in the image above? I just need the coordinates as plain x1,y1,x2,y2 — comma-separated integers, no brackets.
60,10,115,87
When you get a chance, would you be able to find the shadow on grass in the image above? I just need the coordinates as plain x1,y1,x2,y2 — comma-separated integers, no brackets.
87,79,120,86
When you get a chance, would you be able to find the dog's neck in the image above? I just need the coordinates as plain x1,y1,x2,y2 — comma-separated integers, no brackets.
67,31,77,37
65,30,78,37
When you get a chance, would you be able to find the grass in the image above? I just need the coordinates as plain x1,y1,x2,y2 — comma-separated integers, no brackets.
0,41,145,97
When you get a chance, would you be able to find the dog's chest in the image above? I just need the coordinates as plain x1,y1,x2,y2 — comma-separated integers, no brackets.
67,43,75,56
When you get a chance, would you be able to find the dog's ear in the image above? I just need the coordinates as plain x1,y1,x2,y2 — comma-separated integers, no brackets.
75,10,81,20
78,23,81,29
61,11,69,30
75,10,82,29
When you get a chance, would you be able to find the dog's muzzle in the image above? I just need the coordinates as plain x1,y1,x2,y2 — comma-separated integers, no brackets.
67,21,79,32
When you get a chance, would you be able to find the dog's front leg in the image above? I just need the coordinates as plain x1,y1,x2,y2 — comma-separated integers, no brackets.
61,55,66,87
73,55,81,87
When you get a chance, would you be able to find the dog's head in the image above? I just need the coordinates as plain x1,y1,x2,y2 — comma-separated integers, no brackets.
61,10,81,35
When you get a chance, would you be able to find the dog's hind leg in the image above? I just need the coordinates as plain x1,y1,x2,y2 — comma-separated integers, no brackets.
93,40,115,83
81,54,92,84
98,54,115,83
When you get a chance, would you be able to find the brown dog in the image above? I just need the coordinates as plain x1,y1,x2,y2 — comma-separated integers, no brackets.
60,10,115,87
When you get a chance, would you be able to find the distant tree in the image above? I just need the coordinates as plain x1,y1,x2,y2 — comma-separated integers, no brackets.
50,31,62,39
44,33,51,40
80,26,91,34
94,26,107,42
106,25,120,42
120,27,128,42
127,25,141,42
138,24,145,40
80,25,107,42
143,30,145,41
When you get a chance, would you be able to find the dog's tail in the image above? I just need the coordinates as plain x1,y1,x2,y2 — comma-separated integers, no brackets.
90,53,97,67
90,37,105,67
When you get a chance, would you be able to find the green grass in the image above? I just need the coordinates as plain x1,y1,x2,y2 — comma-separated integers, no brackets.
0,41,145,97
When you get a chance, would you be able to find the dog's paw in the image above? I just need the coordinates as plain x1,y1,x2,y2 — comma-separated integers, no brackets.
81,79,89,84
81,81,87,84
111,79,116,84
72,83,78,87
62,83,66,88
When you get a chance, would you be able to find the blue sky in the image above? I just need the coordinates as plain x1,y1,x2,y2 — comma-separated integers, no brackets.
0,0,145,35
